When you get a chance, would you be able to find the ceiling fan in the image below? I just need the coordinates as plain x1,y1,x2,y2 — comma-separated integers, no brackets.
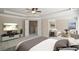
26,8,41,14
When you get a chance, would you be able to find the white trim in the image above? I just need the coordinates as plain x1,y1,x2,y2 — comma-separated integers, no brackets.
4,10,27,17
42,8,72,16
41,9,77,20
0,13,26,19
25,19,42,37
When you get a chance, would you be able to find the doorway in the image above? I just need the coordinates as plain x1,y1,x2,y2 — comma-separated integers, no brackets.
29,21,38,35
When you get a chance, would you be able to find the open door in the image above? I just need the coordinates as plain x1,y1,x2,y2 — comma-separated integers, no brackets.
29,21,38,35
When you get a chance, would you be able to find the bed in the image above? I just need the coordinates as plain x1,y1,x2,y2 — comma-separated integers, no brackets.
16,37,69,51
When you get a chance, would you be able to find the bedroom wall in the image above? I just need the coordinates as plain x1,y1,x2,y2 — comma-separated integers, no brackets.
41,9,76,37
76,17,79,34
56,19,70,31
41,19,71,37
0,16,25,35
42,19,49,37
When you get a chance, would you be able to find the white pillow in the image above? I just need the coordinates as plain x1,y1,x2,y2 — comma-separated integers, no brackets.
58,37,79,46
68,37,78,46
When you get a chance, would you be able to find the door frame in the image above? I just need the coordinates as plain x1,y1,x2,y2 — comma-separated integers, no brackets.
25,19,42,37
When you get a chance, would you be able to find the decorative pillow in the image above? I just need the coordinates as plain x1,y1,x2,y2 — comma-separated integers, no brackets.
68,37,78,46
55,39,69,48
71,34,79,39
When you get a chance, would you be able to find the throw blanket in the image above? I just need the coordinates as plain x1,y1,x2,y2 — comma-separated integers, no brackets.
16,37,48,51
16,37,69,51
30,38,58,51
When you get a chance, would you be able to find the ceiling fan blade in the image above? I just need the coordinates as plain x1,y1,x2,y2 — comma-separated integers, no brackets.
26,8,30,10
37,11,41,12
32,8,35,11
32,8,38,11
25,8,41,14
36,8,38,10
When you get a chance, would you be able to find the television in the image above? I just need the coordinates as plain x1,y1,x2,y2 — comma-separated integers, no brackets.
3,23,18,31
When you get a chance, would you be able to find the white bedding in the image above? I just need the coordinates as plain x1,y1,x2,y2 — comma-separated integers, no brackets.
58,37,79,46
30,38,58,51
68,37,79,46
29,37,79,51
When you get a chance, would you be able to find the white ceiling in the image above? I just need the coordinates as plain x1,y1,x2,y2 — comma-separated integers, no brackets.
4,8,68,14
0,8,78,19
0,8,70,15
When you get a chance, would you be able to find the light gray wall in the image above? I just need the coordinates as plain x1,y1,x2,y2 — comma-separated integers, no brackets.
41,9,76,37
56,19,70,31
42,19,49,37
41,19,72,37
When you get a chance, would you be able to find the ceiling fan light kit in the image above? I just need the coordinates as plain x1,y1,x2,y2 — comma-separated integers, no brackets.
32,10,36,14
26,8,41,14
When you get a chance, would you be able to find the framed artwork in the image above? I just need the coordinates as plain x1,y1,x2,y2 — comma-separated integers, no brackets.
68,19,76,29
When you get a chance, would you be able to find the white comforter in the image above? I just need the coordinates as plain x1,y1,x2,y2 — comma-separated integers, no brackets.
58,36,79,46
68,38,79,46
29,37,79,51
30,38,58,51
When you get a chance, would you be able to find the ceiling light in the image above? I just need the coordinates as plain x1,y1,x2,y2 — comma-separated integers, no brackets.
32,11,36,14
